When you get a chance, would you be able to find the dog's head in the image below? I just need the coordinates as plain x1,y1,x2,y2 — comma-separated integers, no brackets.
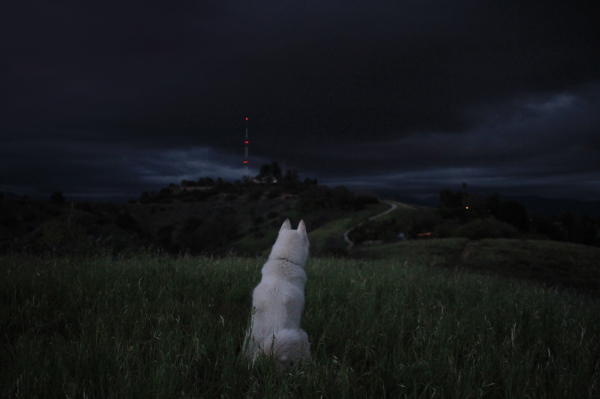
269,219,309,266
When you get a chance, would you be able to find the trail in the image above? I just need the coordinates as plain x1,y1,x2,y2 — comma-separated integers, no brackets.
343,200,415,252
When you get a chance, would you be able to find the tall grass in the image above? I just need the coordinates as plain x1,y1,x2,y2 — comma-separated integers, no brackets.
1,254,599,398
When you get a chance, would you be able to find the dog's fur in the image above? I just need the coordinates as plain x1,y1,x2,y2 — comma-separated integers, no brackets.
243,219,310,369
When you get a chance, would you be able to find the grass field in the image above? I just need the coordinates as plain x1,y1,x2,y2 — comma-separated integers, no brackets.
1,253,599,398
354,238,600,296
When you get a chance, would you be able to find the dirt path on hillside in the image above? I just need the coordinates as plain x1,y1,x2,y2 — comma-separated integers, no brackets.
344,200,408,252
391,201,417,211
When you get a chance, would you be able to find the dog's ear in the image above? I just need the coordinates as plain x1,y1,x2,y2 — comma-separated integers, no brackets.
297,220,307,236
280,219,292,232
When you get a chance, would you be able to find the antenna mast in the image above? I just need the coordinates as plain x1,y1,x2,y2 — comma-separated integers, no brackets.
244,117,249,178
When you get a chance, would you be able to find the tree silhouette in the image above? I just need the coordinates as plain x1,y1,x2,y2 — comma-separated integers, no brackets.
257,162,283,180
50,191,65,204
497,200,528,231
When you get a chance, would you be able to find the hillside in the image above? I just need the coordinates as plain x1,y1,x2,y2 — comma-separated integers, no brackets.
2,180,600,296
353,238,600,296
2,254,599,397
0,181,381,256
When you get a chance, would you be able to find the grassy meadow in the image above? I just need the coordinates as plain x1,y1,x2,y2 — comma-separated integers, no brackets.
354,238,600,295
1,253,599,398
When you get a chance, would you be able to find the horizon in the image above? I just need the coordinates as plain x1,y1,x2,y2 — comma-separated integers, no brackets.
3,176,600,220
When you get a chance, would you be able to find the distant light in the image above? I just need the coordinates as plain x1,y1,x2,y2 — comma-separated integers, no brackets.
244,161,248,164
245,141,248,144
466,206,469,209
246,117,248,120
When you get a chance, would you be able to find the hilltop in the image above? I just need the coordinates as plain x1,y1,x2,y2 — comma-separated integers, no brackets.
0,177,380,257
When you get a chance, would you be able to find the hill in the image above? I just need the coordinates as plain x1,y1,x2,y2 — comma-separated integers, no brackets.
0,181,381,257
2,179,600,296
353,238,600,297
383,191,600,218
2,254,599,397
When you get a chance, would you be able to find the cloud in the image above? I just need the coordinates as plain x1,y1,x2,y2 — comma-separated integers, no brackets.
318,83,600,199
0,129,261,201
1,1,599,201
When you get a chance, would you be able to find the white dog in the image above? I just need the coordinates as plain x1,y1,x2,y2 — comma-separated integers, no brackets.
243,219,310,369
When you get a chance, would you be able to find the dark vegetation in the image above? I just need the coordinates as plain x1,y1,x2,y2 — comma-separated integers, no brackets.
2,174,600,397
349,186,600,247
2,171,598,262
1,171,597,264
0,163,378,257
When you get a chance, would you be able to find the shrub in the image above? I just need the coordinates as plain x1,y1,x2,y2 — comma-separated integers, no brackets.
253,216,265,226
40,219,67,247
23,213,37,222
181,179,197,187
266,190,281,199
247,190,262,201
177,212,240,254
139,191,151,204
497,200,528,231
114,213,142,234
314,235,348,257
0,215,17,228
50,192,65,204
352,199,366,211
409,210,443,235
182,217,203,234
434,219,460,238
157,225,179,253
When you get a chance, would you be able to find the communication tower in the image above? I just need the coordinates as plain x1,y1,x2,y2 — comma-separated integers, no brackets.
244,117,249,178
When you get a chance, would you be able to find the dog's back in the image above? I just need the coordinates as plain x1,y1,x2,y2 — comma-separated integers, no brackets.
244,219,310,368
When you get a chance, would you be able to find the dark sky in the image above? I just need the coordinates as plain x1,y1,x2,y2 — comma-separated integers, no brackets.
2,0,600,202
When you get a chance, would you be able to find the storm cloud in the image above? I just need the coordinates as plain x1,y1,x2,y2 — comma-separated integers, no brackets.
2,0,599,201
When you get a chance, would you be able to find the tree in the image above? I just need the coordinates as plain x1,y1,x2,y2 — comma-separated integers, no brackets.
181,180,197,187
257,162,283,180
139,191,151,204
497,200,528,231
531,213,560,239
270,162,282,180
559,211,597,245
50,191,65,204
198,177,214,186
283,169,300,185
258,164,271,179
485,193,500,217
439,189,463,209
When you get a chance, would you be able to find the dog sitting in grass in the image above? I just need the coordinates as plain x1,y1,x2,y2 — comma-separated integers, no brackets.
243,219,310,369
